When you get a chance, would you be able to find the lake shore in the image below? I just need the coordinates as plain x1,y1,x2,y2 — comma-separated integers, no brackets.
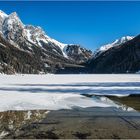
3,95,140,139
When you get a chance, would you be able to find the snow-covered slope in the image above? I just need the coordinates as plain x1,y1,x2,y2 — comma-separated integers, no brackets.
24,25,68,57
95,36,134,57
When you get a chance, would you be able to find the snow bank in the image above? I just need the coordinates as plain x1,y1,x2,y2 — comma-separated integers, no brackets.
0,93,118,112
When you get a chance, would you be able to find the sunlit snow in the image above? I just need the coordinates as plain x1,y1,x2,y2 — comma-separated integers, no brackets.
0,74,139,112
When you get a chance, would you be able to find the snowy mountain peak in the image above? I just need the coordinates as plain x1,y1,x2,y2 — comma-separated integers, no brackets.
8,12,24,26
0,10,93,68
0,11,78,59
0,10,8,19
0,10,8,33
95,36,134,56
0,10,70,58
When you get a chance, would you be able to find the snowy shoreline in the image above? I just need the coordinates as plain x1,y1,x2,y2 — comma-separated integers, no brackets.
0,74,140,112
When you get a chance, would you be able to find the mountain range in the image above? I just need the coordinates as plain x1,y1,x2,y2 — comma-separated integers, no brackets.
0,10,140,74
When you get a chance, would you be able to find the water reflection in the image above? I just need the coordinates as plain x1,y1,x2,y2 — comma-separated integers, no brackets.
95,96,135,112
107,95,140,112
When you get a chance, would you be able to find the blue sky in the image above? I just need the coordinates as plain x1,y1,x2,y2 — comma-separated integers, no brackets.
0,1,140,51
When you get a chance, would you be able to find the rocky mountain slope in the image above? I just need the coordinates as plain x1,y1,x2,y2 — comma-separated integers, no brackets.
88,35,140,73
0,10,92,74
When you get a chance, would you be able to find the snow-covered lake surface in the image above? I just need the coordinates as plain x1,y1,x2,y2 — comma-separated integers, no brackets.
0,74,140,112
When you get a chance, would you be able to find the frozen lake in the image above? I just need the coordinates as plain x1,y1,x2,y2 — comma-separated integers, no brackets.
0,74,140,111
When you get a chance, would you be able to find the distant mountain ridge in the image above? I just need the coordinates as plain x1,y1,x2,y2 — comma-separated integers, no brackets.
88,35,140,73
94,36,134,57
